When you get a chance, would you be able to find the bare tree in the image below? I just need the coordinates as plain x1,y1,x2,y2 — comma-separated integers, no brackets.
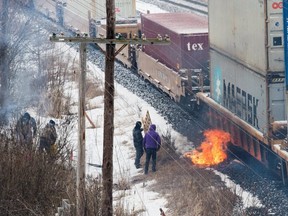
0,1,54,124
0,0,9,124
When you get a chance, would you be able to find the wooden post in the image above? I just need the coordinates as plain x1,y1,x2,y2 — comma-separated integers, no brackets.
101,0,115,215
49,27,170,216
76,43,87,216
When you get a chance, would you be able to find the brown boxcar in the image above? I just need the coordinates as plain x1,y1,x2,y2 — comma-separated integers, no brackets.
141,13,209,72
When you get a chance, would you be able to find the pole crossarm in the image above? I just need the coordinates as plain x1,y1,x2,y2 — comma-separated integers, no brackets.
115,44,127,56
49,35,171,45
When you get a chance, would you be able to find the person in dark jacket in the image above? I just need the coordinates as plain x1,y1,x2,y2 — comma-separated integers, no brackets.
39,120,57,154
143,124,161,174
133,121,144,169
15,112,37,149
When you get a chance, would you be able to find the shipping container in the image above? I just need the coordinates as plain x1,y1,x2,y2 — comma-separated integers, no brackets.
36,0,137,33
65,0,136,28
35,0,90,32
141,13,209,72
210,49,286,137
66,0,136,21
210,49,269,135
95,0,136,20
209,0,284,74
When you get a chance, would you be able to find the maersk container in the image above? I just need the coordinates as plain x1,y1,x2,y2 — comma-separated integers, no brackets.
141,13,209,72
209,0,284,75
210,49,286,136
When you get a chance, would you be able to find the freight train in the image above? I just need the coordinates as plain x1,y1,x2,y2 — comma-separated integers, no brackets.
205,0,287,184
34,0,288,184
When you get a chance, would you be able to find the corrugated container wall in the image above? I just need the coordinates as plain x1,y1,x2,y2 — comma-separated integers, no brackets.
95,0,136,19
210,50,269,135
65,0,136,23
141,13,209,72
209,0,284,74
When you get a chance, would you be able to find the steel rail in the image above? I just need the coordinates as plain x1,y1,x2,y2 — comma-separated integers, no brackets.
159,0,208,15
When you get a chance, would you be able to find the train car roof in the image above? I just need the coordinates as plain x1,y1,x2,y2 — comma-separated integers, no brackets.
141,13,208,34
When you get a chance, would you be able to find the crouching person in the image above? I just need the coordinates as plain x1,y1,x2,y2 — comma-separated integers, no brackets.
39,120,57,155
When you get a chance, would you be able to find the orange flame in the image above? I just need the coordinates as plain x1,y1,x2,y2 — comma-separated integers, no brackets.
184,129,231,166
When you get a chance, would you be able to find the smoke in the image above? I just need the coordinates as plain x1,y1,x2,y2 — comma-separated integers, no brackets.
0,3,54,124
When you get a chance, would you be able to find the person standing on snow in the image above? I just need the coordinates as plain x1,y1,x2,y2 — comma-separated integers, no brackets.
143,124,161,174
39,120,57,155
15,112,37,149
133,121,144,169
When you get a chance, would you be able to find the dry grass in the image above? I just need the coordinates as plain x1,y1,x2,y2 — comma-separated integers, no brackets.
114,202,145,216
114,177,131,191
152,159,237,216
0,124,106,216
132,129,239,216
0,128,76,216
85,176,102,216
85,78,104,100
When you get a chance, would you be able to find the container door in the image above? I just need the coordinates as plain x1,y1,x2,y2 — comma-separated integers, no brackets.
269,79,286,120
267,0,285,72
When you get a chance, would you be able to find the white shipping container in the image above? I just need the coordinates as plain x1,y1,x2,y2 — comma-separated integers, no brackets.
95,0,136,19
36,0,136,33
209,0,284,74
210,50,269,135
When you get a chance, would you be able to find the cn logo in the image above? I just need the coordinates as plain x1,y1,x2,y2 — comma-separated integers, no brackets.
272,2,283,9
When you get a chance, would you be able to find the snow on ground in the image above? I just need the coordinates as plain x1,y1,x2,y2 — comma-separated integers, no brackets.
60,43,183,214
65,56,264,215
53,0,265,211
82,61,188,215
211,169,264,208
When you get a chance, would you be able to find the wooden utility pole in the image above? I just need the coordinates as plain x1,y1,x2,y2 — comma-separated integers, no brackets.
77,42,87,216
50,31,170,216
102,0,115,215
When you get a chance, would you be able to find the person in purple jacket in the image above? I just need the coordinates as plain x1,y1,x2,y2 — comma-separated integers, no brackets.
143,124,161,174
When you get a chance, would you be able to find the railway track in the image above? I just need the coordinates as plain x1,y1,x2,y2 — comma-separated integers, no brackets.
36,3,288,215
87,44,288,215
159,0,208,15
137,0,208,15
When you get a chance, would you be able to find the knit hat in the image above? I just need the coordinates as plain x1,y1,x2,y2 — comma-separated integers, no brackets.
49,119,55,126
23,112,31,120
135,121,142,129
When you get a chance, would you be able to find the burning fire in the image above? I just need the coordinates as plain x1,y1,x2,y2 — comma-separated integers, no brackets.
184,129,231,166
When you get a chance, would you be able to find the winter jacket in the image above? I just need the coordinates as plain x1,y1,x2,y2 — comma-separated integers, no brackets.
143,124,161,150
15,115,37,144
133,122,143,148
40,123,57,145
